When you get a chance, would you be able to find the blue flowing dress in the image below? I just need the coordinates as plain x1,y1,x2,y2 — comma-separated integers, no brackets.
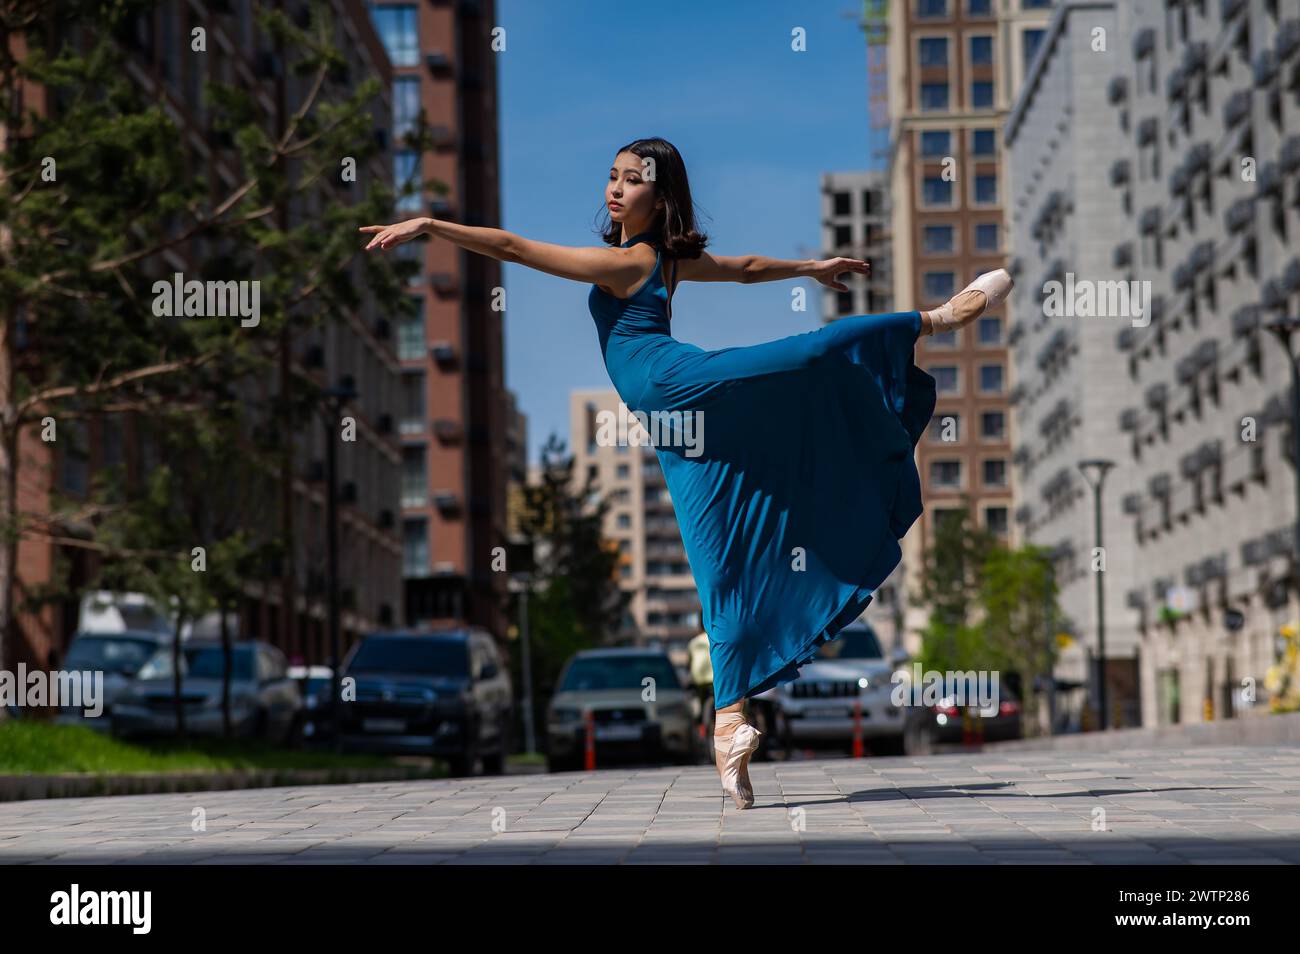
587,231,936,708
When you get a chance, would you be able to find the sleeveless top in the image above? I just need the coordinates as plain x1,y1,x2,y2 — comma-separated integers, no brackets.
586,231,679,407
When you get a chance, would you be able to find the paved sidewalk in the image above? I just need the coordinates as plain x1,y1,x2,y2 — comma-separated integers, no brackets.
2,745,1299,864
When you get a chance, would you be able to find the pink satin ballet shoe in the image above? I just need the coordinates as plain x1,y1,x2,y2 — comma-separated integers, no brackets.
927,267,1013,333
714,714,762,809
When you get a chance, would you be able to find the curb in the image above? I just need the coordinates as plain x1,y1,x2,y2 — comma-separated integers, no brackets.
988,711,1300,752
0,765,440,803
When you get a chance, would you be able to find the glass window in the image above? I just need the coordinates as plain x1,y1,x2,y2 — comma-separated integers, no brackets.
917,0,948,16
833,191,851,216
920,83,950,111
369,4,419,67
929,365,959,393
1023,28,1046,71
923,224,955,253
971,80,994,108
979,363,1004,393
924,271,956,301
393,76,420,140
975,173,998,204
974,221,1000,251
401,446,427,507
400,371,425,434
397,304,425,360
971,129,996,156
985,506,1009,536
930,460,962,487
983,459,1008,486
919,37,949,67
394,150,422,212
923,177,953,206
862,189,877,214
920,130,951,157
967,0,992,14
969,36,993,66
616,463,630,479
834,224,853,248
980,410,1005,440
837,290,854,315
977,315,1002,345
930,329,958,347
402,519,428,577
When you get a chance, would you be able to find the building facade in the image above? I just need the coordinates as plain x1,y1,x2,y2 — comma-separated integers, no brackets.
11,0,405,668
569,390,702,660
1103,0,1300,726
1003,0,1140,729
1005,0,1300,728
884,0,1054,646
369,0,510,641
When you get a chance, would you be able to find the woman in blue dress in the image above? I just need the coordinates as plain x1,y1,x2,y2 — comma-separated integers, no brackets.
362,137,1011,808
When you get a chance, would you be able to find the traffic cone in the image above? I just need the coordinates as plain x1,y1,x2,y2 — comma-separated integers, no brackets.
583,708,596,771
852,699,864,758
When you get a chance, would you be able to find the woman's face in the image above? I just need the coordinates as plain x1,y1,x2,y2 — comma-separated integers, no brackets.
606,151,661,233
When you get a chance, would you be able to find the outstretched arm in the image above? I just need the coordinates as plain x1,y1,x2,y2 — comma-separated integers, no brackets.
678,251,869,291
360,217,646,289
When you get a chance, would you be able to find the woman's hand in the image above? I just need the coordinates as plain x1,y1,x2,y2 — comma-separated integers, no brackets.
810,257,869,292
360,217,432,251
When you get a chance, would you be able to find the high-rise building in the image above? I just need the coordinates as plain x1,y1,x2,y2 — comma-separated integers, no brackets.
819,169,906,647
884,0,1054,645
1003,0,1140,729
821,171,893,321
569,390,702,659
368,0,510,641
1006,0,1300,728
9,1,404,668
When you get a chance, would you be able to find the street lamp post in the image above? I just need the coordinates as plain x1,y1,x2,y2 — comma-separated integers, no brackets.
1077,458,1116,731
321,380,357,747
509,572,537,755
1263,317,1300,585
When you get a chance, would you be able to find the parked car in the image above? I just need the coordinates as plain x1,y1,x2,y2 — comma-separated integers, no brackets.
55,630,171,730
902,682,1024,754
336,629,513,777
287,664,335,745
111,640,301,743
546,647,699,772
754,621,910,757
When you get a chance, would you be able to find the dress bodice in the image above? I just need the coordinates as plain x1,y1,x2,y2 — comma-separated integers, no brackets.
587,231,675,345
587,231,678,408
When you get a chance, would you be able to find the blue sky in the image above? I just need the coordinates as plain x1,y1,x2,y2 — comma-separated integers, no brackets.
496,0,888,464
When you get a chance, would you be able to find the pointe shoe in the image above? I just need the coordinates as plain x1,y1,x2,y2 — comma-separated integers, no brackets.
714,722,762,809
927,268,1013,333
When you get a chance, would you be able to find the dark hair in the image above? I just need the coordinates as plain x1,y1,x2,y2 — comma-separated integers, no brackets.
598,137,709,260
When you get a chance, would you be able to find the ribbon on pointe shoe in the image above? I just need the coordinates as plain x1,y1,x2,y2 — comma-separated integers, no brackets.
714,711,761,808
926,268,1014,334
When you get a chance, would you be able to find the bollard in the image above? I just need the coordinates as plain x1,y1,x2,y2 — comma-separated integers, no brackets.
961,709,973,747
852,698,864,758
583,707,596,771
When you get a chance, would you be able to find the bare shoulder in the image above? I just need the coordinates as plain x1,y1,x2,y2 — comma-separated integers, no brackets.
599,242,659,297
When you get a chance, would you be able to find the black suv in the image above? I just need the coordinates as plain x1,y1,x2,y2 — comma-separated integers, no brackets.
337,629,514,776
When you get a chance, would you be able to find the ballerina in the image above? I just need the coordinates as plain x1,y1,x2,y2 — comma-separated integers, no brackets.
362,136,1011,809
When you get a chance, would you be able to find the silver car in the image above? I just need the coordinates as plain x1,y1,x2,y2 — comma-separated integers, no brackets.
111,640,301,743
55,630,171,730
546,648,699,772
755,622,910,755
